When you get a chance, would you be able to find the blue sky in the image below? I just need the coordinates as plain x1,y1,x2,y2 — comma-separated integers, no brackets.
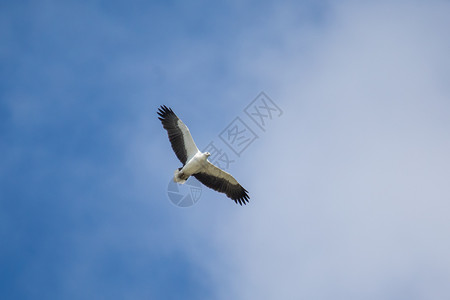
1,0,450,299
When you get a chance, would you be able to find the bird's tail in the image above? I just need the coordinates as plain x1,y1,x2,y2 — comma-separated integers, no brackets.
174,168,187,184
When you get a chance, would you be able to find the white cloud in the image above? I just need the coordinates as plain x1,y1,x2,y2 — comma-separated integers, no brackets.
206,1,450,299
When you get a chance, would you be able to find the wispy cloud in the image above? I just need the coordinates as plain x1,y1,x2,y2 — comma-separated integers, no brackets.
2,1,450,299
207,1,450,299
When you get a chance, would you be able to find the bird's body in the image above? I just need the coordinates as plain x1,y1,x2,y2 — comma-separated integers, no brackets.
157,105,250,205
174,152,209,184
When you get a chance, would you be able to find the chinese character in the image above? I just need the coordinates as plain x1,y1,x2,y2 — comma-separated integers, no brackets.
203,141,235,170
203,141,223,162
244,92,283,131
219,117,258,156
215,152,235,170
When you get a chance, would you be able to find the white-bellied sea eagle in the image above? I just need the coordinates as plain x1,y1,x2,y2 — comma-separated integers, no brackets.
157,105,250,205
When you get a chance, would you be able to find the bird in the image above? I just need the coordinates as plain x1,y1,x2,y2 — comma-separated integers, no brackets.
157,105,250,205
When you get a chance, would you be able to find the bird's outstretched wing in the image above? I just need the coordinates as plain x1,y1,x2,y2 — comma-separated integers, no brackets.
193,161,250,205
157,105,199,165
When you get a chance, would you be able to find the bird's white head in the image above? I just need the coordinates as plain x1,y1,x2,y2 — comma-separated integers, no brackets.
204,151,211,157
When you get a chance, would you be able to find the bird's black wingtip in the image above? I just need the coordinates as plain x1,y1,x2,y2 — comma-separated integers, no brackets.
157,105,175,119
234,193,250,206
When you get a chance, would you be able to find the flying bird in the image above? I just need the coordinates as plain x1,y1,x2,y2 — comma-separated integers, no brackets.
157,105,250,205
